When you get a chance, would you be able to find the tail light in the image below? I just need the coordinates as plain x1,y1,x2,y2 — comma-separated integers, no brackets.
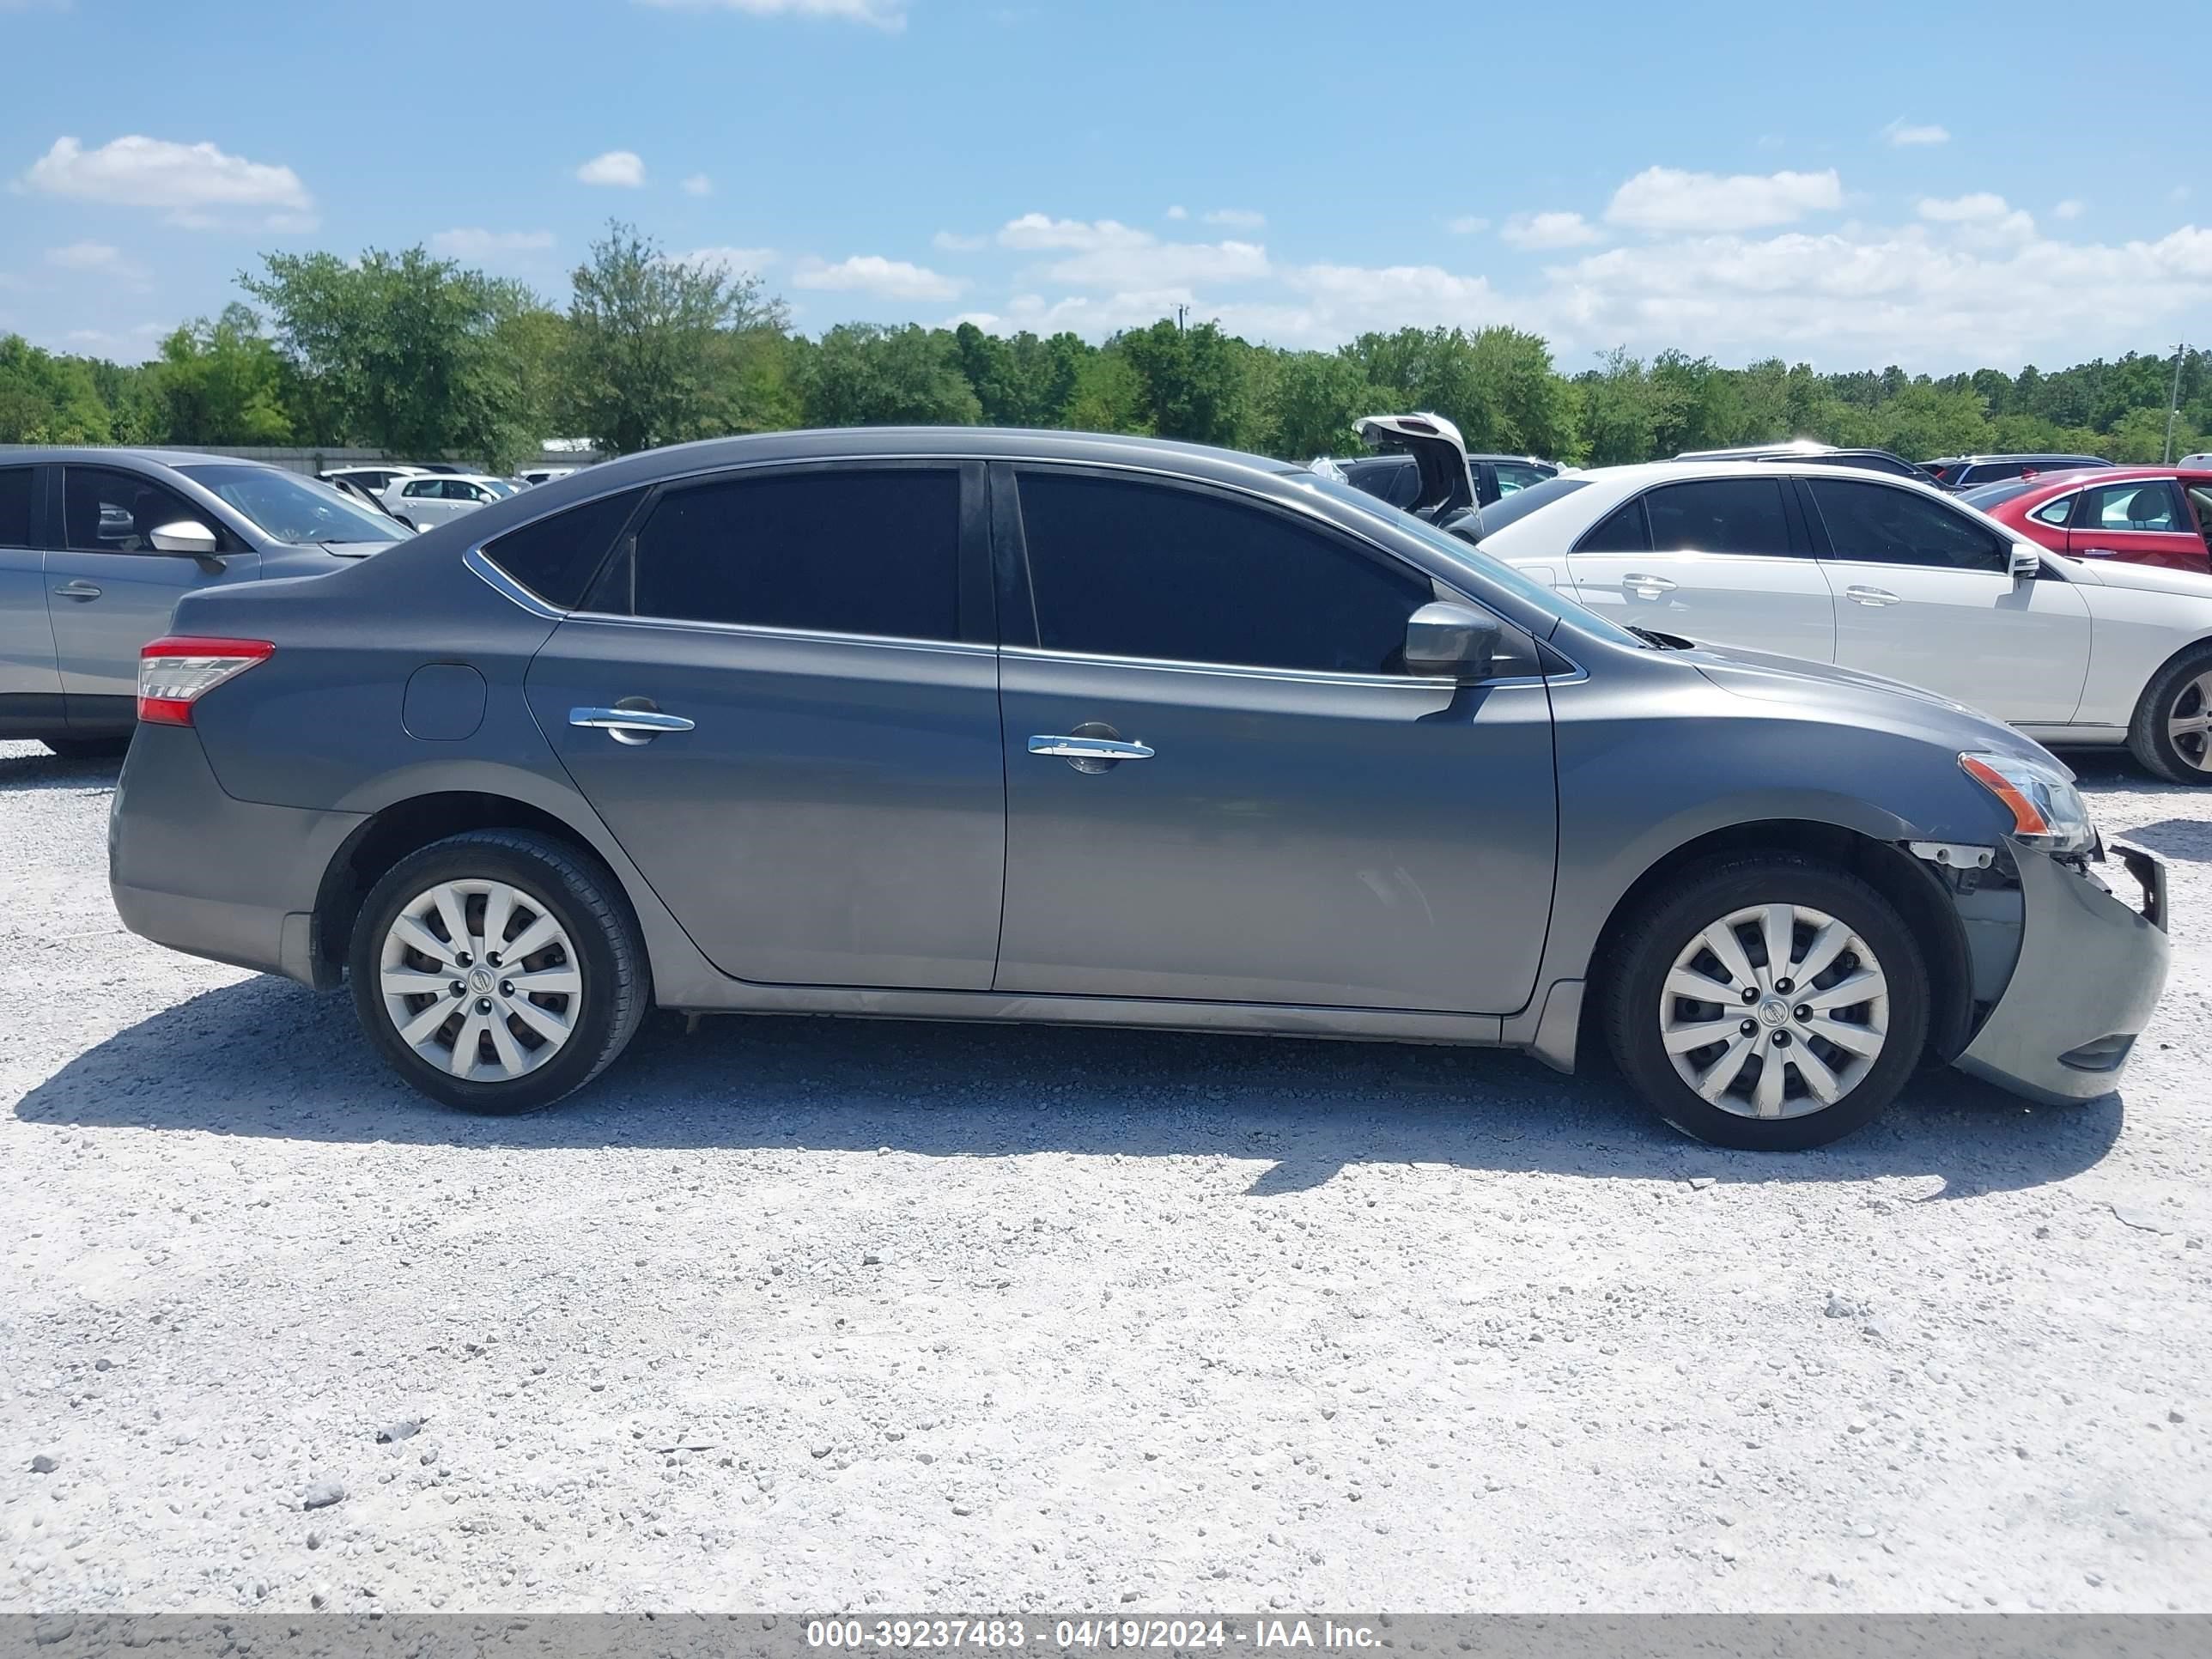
138,636,274,726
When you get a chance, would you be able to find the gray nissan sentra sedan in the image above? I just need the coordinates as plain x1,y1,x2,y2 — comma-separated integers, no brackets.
106,428,2172,1150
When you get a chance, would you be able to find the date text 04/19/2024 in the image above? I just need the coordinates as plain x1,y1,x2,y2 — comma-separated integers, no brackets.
803,1620,1385,1651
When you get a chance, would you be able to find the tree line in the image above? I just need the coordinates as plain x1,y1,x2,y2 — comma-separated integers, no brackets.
3,220,2208,471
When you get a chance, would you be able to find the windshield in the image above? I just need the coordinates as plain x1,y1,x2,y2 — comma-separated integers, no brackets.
1293,473,1644,649
179,465,409,544
483,478,523,497
1467,474,1591,538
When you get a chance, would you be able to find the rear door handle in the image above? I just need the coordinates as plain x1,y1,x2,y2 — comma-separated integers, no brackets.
1844,585,1902,606
53,580,102,600
569,705,695,745
2077,547,2118,558
1622,571,1677,598
1028,735,1155,761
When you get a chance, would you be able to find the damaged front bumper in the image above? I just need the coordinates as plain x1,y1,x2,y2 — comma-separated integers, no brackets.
1954,839,2170,1104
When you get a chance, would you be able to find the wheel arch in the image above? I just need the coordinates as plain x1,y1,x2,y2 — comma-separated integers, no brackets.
1581,818,1973,1068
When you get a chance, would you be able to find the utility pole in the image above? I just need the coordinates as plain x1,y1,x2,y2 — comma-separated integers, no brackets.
2165,339,2187,464
1175,303,1188,332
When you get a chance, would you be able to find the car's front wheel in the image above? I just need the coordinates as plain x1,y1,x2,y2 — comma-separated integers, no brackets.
2127,645,2212,784
1606,856,1929,1150
349,830,648,1114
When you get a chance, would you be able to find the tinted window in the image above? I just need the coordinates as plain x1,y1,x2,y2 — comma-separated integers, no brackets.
483,487,647,609
0,468,32,546
2027,492,2078,528
63,466,223,554
1807,478,2004,572
1960,480,2043,513
2081,480,2187,532
1017,471,1432,674
1493,462,1550,495
1469,474,1590,538
1960,462,2027,487
1825,453,1920,477
1577,499,1650,553
624,468,960,640
1644,478,1792,556
1343,457,1420,509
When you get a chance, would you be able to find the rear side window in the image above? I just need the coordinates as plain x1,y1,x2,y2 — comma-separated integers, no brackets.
481,487,646,609
1471,474,1589,538
1016,471,1433,674
0,468,32,546
2080,480,2188,533
1644,478,1792,556
619,468,961,641
1576,498,1650,552
1807,478,2005,573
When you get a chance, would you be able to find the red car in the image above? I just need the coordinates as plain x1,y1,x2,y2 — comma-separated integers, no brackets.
1964,466,2212,574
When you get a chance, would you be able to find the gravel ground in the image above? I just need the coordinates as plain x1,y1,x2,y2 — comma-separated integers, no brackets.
2,736,2209,1615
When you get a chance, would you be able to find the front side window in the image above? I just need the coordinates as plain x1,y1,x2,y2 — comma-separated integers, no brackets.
2081,480,2187,533
62,466,225,555
1017,471,1433,674
1806,477,2005,573
615,467,961,641
1644,477,1793,556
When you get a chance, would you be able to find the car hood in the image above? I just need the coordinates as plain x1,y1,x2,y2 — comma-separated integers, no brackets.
1686,641,2058,768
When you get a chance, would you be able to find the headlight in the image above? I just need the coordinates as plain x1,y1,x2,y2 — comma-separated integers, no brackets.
1960,752,2097,854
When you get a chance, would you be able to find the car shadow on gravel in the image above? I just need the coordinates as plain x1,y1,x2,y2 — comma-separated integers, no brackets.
14,975,2124,1195
0,750,120,793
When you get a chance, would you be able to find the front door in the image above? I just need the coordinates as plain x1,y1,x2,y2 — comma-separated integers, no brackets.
47,465,260,727
523,461,1006,989
1564,475,1837,661
0,465,63,734
2063,477,2211,574
1802,475,2093,725
992,465,1558,1015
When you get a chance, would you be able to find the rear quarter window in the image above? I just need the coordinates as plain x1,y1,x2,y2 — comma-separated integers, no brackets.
480,488,647,609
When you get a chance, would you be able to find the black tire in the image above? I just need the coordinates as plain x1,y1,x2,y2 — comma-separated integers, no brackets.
42,734,131,760
2126,644,2212,784
1604,854,1929,1152
349,830,649,1114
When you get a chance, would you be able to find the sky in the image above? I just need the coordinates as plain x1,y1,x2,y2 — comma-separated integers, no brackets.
3,0,2209,375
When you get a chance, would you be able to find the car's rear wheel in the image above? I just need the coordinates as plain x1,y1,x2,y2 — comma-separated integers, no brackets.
1606,856,1928,1150
42,734,131,760
349,830,648,1114
2127,645,2212,784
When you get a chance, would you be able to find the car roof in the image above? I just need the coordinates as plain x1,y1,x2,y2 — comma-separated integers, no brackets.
1926,453,2109,465
0,446,281,470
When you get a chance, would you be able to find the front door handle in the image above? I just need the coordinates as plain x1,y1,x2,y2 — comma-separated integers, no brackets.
1028,734,1155,762
2077,547,2118,558
52,580,102,600
569,705,695,746
1622,571,1677,599
1844,585,1902,606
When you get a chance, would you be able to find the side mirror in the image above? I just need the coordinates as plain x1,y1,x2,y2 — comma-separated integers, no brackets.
1404,600,1501,681
2009,543,2042,581
148,520,221,556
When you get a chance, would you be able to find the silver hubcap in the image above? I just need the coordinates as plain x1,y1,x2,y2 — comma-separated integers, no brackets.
1659,902,1889,1120
2168,671,2212,772
378,878,581,1082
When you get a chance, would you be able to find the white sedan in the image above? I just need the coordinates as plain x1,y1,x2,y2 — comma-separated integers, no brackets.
380,472,518,532
1468,459,2212,782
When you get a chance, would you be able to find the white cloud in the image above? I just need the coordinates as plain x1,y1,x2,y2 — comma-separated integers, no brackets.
1165,204,1188,221
1916,192,2035,243
1202,207,1266,229
681,173,713,196
932,229,988,252
1605,166,1841,233
792,253,966,301
45,240,122,270
427,228,556,259
1881,118,1952,147
2053,199,2085,221
634,0,907,29
575,149,646,187
995,213,1151,251
679,244,778,272
1501,210,1602,250
988,212,1269,288
20,135,311,225
1447,215,1490,235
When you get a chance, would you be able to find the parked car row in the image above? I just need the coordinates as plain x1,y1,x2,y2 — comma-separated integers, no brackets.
73,425,2171,1154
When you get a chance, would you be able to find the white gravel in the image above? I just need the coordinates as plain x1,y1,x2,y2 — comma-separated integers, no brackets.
2,738,2209,1614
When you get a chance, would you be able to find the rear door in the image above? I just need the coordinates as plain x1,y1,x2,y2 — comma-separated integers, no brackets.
46,465,261,727
0,465,63,733
522,460,1006,989
992,464,1558,1014
1804,475,2092,724
1563,475,1837,659
2063,478,2210,574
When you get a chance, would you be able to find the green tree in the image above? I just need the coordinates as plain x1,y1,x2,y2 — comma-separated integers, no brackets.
798,324,983,427
1060,349,1150,434
562,222,788,455
1268,350,1376,458
152,304,294,444
0,334,114,443
1118,319,1244,444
